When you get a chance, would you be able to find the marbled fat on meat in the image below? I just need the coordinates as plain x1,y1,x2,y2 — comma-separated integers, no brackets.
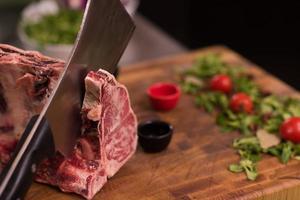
0,44,137,199
86,71,137,178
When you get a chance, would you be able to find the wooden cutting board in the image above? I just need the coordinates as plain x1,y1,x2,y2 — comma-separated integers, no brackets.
26,46,300,200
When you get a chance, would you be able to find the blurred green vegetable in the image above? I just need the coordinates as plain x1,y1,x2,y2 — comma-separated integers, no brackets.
233,76,260,100
24,9,83,45
266,141,300,164
184,54,242,79
195,92,228,113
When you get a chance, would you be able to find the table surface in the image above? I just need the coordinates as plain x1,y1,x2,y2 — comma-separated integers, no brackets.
26,46,300,200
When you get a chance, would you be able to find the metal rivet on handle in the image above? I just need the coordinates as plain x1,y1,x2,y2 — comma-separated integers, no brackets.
31,164,36,173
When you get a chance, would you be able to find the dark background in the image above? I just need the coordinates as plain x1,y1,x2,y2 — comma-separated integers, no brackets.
138,0,299,90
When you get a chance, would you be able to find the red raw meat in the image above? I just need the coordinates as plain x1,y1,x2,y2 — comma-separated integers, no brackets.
0,44,63,170
0,44,137,199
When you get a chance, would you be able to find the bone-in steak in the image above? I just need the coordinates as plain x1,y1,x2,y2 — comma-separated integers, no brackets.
0,44,137,199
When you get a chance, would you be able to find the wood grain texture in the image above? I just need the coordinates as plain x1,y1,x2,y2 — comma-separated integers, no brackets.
26,46,300,200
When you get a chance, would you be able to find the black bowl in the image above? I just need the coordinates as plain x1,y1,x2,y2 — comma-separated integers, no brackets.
138,120,173,153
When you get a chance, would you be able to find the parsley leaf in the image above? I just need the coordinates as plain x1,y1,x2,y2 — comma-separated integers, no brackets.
233,76,260,100
229,159,258,181
195,92,229,113
266,142,294,164
217,111,260,135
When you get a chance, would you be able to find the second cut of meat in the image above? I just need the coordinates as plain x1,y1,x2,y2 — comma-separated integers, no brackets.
36,70,138,199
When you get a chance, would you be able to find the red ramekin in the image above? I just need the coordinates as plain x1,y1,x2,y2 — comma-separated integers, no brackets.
147,82,181,111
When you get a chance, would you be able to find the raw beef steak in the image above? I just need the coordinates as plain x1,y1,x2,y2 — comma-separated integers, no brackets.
0,44,138,199
0,44,64,170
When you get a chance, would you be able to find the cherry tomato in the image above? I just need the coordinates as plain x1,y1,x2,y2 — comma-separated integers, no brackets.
229,92,253,113
280,117,300,143
210,74,232,93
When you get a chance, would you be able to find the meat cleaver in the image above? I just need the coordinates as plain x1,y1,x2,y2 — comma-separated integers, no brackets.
0,0,135,199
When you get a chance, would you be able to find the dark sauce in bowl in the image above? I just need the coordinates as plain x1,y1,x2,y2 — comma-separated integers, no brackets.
138,120,173,153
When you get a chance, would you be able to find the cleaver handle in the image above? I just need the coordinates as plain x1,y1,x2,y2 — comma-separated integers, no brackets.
0,115,55,200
